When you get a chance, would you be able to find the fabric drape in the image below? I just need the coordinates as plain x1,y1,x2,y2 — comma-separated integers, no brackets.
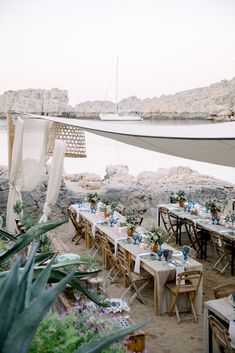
6,118,51,233
39,139,66,223
6,117,24,232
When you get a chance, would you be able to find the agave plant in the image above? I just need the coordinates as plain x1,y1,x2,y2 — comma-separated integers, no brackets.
0,221,146,353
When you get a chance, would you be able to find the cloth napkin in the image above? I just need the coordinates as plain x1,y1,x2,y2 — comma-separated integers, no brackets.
114,237,129,255
134,252,151,274
91,221,105,237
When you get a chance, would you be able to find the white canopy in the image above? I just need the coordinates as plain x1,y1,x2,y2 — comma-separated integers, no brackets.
26,114,235,168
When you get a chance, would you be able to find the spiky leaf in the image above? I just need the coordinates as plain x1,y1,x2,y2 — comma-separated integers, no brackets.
0,220,66,264
2,271,74,353
0,258,21,350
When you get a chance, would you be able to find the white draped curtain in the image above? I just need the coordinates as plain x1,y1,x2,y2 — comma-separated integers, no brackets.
39,139,66,223
6,118,51,233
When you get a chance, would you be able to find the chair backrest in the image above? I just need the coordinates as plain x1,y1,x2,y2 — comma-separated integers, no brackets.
209,315,234,353
184,218,198,239
213,283,235,299
68,208,80,230
159,207,176,238
176,270,202,293
210,231,229,255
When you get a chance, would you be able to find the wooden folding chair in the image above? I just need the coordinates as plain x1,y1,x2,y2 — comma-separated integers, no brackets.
210,231,231,274
159,207,177,241
101,238,123,283
184,218,204,255
209,315,235,353
68,208,84,244
119,255,152,305
85,220,102,257
213,283,235,299
165,270,202,324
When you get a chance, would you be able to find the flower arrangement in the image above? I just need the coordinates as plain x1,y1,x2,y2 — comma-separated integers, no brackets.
145,225,168,245
87,192,100,204
99,197,118,214
173,190,187,202
205,200,221,213
124,215,139,231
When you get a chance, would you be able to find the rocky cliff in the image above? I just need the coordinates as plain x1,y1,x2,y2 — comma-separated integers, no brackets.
0,76,235,120
74,77,235,120
0,88,69,116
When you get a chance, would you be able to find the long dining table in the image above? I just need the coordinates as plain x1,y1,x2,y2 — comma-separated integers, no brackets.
157,203,235,275
69,204,203,316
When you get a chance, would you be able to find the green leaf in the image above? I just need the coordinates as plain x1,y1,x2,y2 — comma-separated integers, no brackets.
28,252,55,265
15,244,38,313
0,228,17,241
30,258,54,301
0,258,21,350
34,269,106,306
0,219,67,264
74,321,147,353
2,271,74,353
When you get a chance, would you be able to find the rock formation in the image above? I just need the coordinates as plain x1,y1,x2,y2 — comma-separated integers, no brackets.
73,77,235,120
1,164,235,228
1,76,234,120
0,88,69,116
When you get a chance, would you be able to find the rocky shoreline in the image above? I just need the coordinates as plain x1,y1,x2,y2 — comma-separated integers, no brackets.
1,165,234,227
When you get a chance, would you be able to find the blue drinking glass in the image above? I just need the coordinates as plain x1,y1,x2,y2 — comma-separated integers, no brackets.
182,246,190,261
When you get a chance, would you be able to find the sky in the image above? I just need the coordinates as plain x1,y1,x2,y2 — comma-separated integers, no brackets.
0,0,235,106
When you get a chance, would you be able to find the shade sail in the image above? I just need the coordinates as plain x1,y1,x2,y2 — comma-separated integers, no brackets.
25,114,235,168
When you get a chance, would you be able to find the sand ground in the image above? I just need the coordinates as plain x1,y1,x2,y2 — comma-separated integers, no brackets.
52,219,233,353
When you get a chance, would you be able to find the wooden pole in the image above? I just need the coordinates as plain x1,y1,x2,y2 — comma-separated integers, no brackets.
7,110,15,175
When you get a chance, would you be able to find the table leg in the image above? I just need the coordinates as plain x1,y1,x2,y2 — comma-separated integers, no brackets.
154,276,160,315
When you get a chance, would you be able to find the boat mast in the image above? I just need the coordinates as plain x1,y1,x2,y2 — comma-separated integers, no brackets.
116,56,118,112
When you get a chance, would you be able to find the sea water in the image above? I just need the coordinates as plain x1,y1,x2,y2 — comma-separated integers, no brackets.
1,119,235,184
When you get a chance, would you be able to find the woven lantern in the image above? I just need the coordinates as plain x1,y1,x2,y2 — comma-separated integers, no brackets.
47,122,86,158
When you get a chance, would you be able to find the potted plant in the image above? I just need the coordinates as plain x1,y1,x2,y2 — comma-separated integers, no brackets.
87,192,100,213
123,215,139,237
205,200,221,217
145,226,168,252
99,197,118,219
173,190,187,208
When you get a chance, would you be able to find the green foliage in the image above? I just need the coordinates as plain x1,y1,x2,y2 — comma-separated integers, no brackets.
87,193,100,203
99,197,118,212
0,244,74,353
173,190,187,201
146,225,169,245
205,200,221,212
122,215,139,231
20,215,37,230
38,233,54,253
0,220,66,265
13,200,23,217
30,310,137,353
0,239,12,272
